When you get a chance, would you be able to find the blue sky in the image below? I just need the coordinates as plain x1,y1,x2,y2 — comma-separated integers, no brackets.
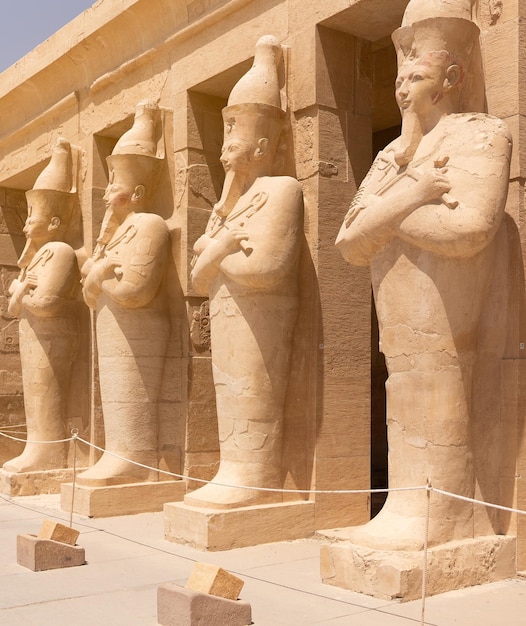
0,0,95,73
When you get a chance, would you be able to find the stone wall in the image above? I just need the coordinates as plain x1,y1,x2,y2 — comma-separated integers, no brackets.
0,187,26,464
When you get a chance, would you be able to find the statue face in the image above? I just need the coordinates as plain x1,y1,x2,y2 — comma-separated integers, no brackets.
103,169,135,216
220,138,253,174
395,60,447,118
23,204,53,243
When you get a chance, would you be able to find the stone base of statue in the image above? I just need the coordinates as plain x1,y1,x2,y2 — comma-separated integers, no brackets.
319,533,516,601
163,500,316,551
61,479,186,518
0,467,86,497
17,534,86,571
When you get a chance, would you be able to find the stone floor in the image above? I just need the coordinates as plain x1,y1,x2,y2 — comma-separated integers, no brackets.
1,493,526,625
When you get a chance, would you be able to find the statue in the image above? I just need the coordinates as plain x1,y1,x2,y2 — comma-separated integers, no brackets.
78,101,170,486
335,0,512,549
186,35,304,509
4,138,80,473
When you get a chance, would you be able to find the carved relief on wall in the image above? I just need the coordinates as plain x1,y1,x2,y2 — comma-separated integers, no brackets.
190,299,211,353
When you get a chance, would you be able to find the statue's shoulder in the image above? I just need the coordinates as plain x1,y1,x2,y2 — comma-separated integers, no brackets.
43,241,76,261
134,211,169,235
263,175,302,192
262,176,303,206
448,112,512,142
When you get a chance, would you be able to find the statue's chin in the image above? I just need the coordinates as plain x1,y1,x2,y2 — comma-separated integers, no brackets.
214,169,245,217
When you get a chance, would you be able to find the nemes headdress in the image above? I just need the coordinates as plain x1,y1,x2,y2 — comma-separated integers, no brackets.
392,0,484,112
222,35,286,151
106,100,164,188
25,137,76,225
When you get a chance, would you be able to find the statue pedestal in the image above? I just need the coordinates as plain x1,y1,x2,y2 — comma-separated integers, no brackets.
61,480,186,518
319,533,516,601
164,500,316,551
0,467,85,496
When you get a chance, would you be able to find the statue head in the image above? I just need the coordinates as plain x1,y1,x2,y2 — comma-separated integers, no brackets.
215,35,286,216
393,0,483,114
105,100,163,214
23,138,76,250
391,1,483,165
95,101,164,251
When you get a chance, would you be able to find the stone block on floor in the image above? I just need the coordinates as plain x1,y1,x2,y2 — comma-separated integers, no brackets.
157,583,251,626
37,519,80,545
17,534,86,572
186,562,244,600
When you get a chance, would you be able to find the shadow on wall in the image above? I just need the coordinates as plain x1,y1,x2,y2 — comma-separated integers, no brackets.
473,213,526,535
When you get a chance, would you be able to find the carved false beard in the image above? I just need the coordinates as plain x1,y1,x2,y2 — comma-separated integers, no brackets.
214,169,246,218
394,110,424,167
93,207,120,258
17,238,37,269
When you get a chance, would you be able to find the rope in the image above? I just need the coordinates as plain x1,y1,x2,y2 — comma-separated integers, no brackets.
0,431,72,444
1,426,525,620
432,487,526,516
1,429,526,513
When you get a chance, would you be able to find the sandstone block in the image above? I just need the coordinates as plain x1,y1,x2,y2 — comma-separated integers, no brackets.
320,535,516,601
37,519,80,546
157,584,251,626
164,500,315,551
61,479,186,518
17,534,85,572
186,562,244,600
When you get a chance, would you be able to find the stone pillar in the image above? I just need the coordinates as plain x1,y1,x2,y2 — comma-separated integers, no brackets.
0,188,26,466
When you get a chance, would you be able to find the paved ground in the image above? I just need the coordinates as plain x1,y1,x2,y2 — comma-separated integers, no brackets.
1,493,526,625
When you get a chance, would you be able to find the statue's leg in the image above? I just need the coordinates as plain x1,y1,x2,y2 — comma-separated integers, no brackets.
346,356,475,550
3,317,76,473
77,305,168,486
186,295,296,509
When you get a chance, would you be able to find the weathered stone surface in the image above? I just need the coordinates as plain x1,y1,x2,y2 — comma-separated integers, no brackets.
320,535,517,601
157,583,251,626
37,520,80,546
0,0,523,589
164,500,315,551
0,467,82,497
17,534,85,572
62,479,186,518
3,139,81,476
187,35,304,511
335,0,513,553
186,562,244,600
77,101,172,489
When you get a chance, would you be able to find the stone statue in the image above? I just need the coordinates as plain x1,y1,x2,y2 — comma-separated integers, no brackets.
335,0,512,549
78,101,170,486
4,138,80,473
186,35,304,509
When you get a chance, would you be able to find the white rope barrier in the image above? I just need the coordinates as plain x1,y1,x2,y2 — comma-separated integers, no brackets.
72,435,427,495
2,426,526,625
432,487,526,516
1,429,526,513
0,431,72,444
